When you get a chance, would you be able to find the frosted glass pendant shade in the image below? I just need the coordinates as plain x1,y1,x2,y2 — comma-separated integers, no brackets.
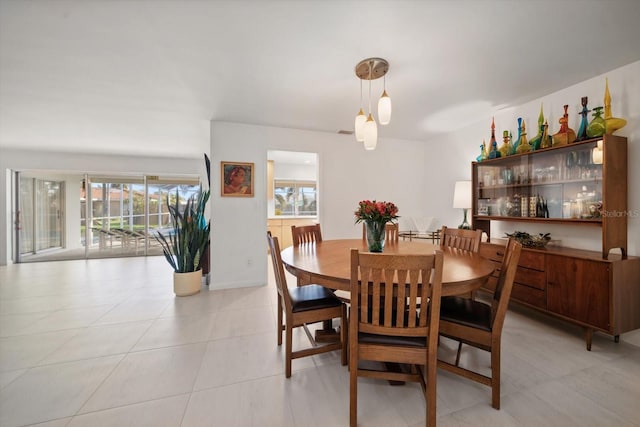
592,140,603,164
354,108,366,142
363,113,377,150
378,90,391,125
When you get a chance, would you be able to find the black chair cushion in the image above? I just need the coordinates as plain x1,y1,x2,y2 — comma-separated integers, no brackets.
357,306,425,348
358,332,426,348
440,296,492,331
289,284,342,313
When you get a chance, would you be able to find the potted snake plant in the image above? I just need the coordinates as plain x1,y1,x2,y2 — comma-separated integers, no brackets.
155,188,210,296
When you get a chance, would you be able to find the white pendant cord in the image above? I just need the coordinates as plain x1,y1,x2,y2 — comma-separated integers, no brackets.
368,60,373,115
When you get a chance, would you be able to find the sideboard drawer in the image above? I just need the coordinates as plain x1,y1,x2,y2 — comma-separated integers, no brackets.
480,244,503,262
518,250,545,271
515,268,545,290
512,283,546,309
480,243,545,271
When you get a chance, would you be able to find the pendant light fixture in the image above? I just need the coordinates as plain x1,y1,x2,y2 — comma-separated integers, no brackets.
354,57,390,150
378,74,392,125
363,59,377,150
354,79,366,142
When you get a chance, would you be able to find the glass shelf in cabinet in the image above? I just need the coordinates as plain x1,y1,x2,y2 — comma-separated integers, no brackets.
473,215,602,224
478,177,601,191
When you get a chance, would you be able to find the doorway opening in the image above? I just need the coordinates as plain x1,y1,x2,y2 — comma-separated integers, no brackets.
266,150,319,249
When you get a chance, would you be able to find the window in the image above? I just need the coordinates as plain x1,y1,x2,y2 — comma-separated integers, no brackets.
274,180,317,216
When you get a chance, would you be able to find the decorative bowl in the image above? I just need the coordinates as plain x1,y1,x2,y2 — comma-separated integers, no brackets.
505,231,551,248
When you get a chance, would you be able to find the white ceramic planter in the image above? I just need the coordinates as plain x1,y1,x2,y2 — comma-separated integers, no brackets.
173,270,202,296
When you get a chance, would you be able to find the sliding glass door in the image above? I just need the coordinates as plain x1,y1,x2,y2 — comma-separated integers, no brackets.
18,175,64,258
15,172,201,263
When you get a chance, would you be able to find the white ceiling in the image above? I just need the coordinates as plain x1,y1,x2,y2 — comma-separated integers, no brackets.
1,0,639,158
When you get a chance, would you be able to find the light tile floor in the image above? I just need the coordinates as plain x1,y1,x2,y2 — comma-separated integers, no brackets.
1,256,639,426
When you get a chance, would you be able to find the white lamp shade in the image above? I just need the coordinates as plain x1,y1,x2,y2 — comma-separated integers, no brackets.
363,114,377,150
592,147,603,164
354,109,366,142
378,90,391,125
453,181,472,209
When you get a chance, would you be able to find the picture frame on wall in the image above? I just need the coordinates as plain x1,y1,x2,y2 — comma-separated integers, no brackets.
221,161,254,197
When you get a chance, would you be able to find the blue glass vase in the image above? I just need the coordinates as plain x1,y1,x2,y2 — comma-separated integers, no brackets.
577,96,589,141
511,118,522,155
365,221,386,252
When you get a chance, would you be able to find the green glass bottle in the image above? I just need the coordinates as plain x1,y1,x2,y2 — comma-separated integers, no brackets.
587,107,606,138
529,104,545,150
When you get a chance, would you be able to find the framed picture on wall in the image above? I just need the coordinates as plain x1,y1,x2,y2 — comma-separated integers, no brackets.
221,161,254,197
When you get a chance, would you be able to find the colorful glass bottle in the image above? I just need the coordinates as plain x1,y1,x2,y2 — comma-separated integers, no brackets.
540,120,552,148
529,104,545,150
476,140,488,162
516,119,531,154
488,139,501,159
499,130,511,157
511,118,522,155
489,117,498,150
487,118,500,159
552,104,576,146
587,107,606,138
576,96,589,141
604,77,627,134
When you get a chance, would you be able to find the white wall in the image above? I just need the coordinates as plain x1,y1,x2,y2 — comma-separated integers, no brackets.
0,148,204,265
433,60,640,255
208,61,639,292
210,122,430,289
273,162,316,181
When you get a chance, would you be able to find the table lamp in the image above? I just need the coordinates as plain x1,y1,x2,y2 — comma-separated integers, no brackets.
453,180,472,229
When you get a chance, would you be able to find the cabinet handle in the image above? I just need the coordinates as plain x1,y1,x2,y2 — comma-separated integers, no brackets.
496,252,504,257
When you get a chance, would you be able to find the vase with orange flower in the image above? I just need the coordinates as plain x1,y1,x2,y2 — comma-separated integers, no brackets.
354,200,399,252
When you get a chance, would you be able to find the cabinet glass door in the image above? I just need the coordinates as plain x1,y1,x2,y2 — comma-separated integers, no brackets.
475,140,603,222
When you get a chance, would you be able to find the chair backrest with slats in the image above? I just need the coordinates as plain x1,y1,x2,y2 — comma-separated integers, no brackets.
440,226,482,252
291,224,322,246
385,223,399,243
350,249,443,339
267,232,291,310
490,238,522,332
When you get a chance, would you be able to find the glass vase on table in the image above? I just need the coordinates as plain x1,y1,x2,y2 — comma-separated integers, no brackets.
365,220,386,252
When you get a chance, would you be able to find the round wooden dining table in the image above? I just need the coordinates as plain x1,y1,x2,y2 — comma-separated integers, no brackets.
280,239,496,296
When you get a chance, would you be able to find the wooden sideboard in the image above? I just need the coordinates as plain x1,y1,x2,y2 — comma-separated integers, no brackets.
479,240,640,350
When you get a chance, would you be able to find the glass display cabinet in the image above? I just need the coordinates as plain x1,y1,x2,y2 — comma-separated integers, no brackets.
472,135,628,258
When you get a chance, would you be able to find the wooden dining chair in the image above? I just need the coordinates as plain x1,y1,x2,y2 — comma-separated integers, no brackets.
439,225,482,252
267,232,347,378
291,223,322,246
361,222,399,243
349,248,444,427
440,225,483,302
437,239,522,409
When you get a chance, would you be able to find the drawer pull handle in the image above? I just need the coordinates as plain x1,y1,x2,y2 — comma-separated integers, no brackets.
496,252,504,257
